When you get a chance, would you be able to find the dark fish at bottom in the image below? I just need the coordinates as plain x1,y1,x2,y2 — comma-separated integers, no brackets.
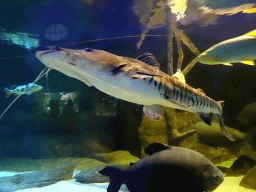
100,142,224,192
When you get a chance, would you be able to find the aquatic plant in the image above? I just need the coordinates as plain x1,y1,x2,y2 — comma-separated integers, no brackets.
133,0,256,76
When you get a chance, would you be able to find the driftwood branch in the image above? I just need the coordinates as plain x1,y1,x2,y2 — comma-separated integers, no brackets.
182,57,199,76
164,110,196,146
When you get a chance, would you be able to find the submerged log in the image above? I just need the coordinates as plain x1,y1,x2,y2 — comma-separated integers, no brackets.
163,110,196,146
0,162,75,191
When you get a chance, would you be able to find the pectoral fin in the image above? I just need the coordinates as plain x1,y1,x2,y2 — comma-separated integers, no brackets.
136,52,161,68
135,72,162,78
99,167,124,192
109,64,127,76
165,96,187,108
143,105,165,121
107,178,123,192
127,71,162,79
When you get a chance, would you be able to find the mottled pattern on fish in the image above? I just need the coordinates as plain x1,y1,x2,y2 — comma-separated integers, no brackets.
35,47,234,141
101,54,222,115
4,83,43,97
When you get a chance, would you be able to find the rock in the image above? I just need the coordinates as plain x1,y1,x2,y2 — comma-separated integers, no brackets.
138,108,237,164
0,157,106,173
180,139,236,164
90,150,140,164
191,121,256,150
138,107,200,157
74,164,129,184
226,155,256,176
0,162,75,191
190,121,256,163
237,142,256,161
28,134,106,158
240,165,256,190
237,102,256,128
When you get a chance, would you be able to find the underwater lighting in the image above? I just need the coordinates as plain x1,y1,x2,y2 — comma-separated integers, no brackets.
44,24,68,41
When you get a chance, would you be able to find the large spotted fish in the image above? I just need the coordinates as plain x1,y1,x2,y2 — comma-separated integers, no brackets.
35,46,234,141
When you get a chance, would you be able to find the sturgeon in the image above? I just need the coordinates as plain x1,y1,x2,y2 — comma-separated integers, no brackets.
35,46,234,141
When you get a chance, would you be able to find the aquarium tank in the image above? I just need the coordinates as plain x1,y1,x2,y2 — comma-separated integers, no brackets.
0,0,256,191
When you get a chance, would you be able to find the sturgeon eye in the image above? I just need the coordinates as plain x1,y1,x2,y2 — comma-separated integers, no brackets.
84,48,93,52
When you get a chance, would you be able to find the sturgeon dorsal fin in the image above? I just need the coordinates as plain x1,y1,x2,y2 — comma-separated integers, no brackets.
144,142,171,155
217,101,224,108
196,88,205,93
136,52,160,68
109,64,127,76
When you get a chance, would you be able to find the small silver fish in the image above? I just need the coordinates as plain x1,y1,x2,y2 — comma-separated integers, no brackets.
35,46,235,141
4,83,43,98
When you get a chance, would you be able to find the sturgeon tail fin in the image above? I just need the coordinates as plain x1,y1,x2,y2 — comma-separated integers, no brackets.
99,166,124,192
216,115,235,141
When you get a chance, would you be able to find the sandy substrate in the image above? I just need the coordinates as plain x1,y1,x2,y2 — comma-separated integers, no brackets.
0,157,255,192
214,176,255,192
0,171,254,192
0,170,129,192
